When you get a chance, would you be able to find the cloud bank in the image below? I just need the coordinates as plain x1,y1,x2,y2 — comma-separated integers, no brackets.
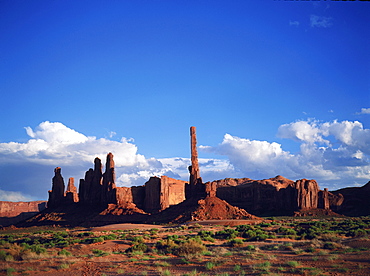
1,119,369,201
201,119,370,189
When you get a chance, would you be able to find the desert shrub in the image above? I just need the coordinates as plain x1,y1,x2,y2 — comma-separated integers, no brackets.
214,228,238,240
305,247,315,253
82,237,104,244
57,263,69,269
155,239,178,255
155,261,171,267
126,242,148,253
286,260,300,267
227,238,244,247
102,233,117,240
0,250,14,261
77,232,94,237
259,222,272,227
0,250,8,261
236,224,254,232
175,239,205,258
56,240,69,248
7,244,30,260
347,229,367,238
279,242,294,251
6,267,16,275
197,230,215,242
253,261,271,273
167,235,180,241
319,233,341,242
29,244,46,254
260,244,279,251
92,249,110,257
58,249,72,256
323,242,339,250
205,261,216,270
245,245,256,251
131,236,144,243
277,227,297,238
233,264,242,271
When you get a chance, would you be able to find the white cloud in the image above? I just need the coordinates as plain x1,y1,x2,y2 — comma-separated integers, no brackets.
1,119,370,200
0,121,182,198
201,119,370,189
0,190,34,202
277,120,329,144
310,15,333,28
357,108,370,115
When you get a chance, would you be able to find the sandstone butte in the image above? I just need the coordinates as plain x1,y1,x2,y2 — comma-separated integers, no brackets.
2,126,370,227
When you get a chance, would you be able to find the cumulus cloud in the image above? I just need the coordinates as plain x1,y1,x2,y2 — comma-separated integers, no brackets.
277,119,329,144
1,119,370,200
357,108,370,115
201,119,370,189
310,15,333,28
0,189,34,202
0,121,193,199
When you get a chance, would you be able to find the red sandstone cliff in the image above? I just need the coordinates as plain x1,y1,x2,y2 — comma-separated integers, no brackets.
0,201,46,226
214,176,339,216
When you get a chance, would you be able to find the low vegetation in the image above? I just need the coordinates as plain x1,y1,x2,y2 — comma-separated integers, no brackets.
0,216,369,275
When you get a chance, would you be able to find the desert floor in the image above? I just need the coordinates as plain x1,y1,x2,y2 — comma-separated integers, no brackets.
1,218,370,276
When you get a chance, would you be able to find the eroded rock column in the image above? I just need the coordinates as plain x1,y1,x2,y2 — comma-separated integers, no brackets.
189,126,201,186
47,167,65,208
65,177,79,203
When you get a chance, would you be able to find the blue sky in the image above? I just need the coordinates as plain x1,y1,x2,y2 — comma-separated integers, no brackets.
0,1,369,201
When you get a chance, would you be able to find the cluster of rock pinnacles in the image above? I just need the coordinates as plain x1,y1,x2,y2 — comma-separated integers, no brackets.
48,127,344,220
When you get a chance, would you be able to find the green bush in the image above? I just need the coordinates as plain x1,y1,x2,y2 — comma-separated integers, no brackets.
126,242,148,253
155,239,177,255
175,239,205,258
227,239,244,247
58,249,72,256
92,249,110,257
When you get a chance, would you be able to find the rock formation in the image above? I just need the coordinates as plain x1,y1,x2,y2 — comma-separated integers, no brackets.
295,179,319,209
0,201,46,226
189,126,201,186
40,126,354,227
144,176,186,213
318,188,330,210
186,126,206,199
331,181,370,216
102,152,116,204
213,176,342,216
65,178,79,204
47,167,65,208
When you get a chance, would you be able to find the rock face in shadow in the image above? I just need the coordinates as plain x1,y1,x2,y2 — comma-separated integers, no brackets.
331,181,370,216
214,176,342,216
0,201,46,226
47,167,65,208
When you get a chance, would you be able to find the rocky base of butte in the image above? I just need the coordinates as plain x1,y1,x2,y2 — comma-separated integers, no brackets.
5,127,370,227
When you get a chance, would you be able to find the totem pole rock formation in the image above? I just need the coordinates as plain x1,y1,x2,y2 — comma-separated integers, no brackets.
186,126,207,199
65,177,79,204
102,152,116,204
318,188,330,210
47,167,65,208
189,126,201,186
42,126,353,225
